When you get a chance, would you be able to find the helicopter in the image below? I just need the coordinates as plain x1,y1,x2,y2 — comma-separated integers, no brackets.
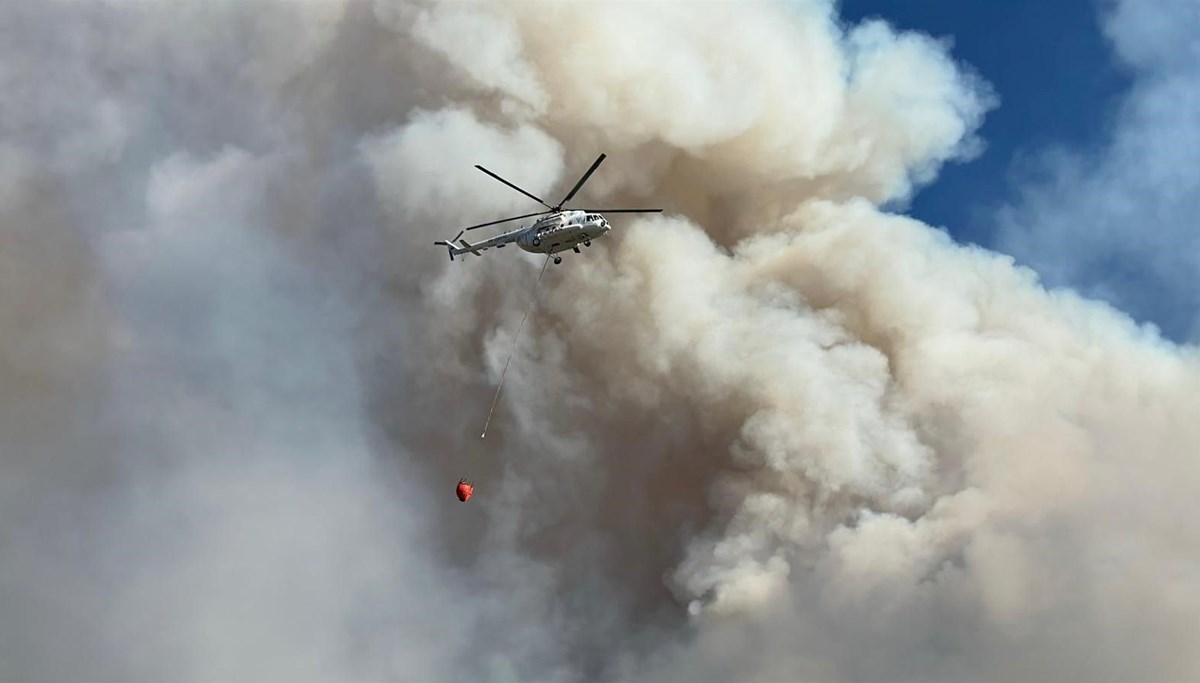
434,153,662,265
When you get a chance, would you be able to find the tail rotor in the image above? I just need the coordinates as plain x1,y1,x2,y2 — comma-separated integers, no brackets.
433,230,466,261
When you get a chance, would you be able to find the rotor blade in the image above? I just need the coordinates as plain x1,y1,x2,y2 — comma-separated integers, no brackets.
577,208,663,213
555,153,606,209
464,211,549,231
475,165,553,209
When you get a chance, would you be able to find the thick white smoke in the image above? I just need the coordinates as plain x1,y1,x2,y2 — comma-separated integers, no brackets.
2,1,1198,682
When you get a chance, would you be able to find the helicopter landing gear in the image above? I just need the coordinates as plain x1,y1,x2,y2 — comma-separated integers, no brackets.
573,246,581,254
553,256,562,265
584,241,591,247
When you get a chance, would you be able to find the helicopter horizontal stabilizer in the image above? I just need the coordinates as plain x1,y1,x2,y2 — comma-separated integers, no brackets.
458,238,485,256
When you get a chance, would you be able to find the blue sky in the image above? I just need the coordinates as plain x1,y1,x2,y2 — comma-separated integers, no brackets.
839,0,1200,343
839,0,1132,244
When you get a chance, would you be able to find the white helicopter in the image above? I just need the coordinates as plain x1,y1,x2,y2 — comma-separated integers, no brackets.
435,153,662,265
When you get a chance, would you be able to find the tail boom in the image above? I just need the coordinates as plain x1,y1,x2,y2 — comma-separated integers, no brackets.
434,227,521,261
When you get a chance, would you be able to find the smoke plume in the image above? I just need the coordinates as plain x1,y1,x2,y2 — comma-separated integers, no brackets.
1,1,1197,681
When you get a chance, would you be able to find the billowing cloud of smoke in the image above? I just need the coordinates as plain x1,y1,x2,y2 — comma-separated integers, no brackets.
995,0,1200,342
2,1,1198,682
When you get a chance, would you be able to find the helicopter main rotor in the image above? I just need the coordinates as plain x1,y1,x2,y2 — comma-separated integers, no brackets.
461,153,661,232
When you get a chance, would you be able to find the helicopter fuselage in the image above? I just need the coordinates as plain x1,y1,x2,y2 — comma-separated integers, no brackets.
437,210,612,263
515,210,610,254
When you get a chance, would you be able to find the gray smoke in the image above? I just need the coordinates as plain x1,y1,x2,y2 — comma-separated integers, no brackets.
1,1,1198,682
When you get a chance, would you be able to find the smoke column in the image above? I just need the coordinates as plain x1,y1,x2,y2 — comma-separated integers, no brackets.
1,1,1197,681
